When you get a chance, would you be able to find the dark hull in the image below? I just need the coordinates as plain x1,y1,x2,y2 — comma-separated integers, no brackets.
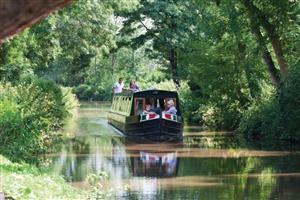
108,113,183,141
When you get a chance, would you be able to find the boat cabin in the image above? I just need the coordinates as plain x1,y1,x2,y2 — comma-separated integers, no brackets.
108,89,183,140
111,90,181,117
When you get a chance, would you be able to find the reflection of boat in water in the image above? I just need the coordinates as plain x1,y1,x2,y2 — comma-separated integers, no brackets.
131,151,179,178
108,90,183,141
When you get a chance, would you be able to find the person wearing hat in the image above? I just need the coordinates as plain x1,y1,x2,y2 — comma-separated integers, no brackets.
165,99,177,115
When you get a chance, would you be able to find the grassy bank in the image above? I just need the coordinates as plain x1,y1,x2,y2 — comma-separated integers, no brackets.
0,155,89,200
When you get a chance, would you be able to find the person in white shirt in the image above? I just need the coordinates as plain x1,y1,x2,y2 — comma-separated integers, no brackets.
112,78,124,94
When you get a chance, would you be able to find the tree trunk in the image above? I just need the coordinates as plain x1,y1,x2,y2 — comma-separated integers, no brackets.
268,35,288,78
241,0,281,87
169,48,180,87
237,41,258,98
0,0,73,42
251,21,281,87
241,0,288,79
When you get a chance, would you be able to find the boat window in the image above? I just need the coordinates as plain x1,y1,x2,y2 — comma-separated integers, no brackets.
120,96,123,112
124,97,127,113
112,96,117,110
126,97,131,114
115,96,119,108
134,98,145,115
145,98,155,107
151,98,176,111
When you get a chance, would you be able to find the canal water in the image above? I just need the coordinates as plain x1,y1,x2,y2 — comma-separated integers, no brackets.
46,102,300,200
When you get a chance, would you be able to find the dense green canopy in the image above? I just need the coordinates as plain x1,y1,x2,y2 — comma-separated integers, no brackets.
1,0,300,140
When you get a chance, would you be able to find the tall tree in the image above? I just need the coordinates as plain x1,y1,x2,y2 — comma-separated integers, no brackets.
118,0,198,85
241,0,289,80
249,18,280,86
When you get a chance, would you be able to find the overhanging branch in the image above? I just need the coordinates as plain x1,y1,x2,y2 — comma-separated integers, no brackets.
0,0,73,42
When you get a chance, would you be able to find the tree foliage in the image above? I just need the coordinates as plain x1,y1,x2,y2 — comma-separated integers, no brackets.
118,0,199,84
0,0,299,140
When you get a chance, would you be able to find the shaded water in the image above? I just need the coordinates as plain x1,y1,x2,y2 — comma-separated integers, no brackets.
46,102,300,200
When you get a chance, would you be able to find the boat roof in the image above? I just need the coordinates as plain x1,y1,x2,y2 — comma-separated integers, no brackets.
134,89,178,98
115,89,178,98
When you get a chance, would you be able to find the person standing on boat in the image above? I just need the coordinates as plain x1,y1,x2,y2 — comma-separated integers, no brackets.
129,80,139,92
112,78,124,94
165,100,177,115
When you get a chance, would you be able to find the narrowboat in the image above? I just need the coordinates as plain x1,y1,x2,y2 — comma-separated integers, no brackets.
108,90,183,140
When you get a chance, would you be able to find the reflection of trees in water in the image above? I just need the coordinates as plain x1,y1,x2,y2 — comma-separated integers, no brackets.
183,135,245,149
174,155,300,199
184,134,300,151
64,137,91,154
116,138,300,199
236,155,300,200
271,175,300,200
50,136,129,182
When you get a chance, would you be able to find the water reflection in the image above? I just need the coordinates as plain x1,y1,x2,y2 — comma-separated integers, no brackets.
46,102,300,200
49,136,129,182
132,151,178,177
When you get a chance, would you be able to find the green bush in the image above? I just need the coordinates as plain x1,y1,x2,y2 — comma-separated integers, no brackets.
61,87,80,117
238,62,300,141
73,84,94,100
17,77,66,132
0,77,78,163
197,101,242,131
0,99,38,162
178,82,203,124
279,62,300,140
73,83,112,101
239,97,283,140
